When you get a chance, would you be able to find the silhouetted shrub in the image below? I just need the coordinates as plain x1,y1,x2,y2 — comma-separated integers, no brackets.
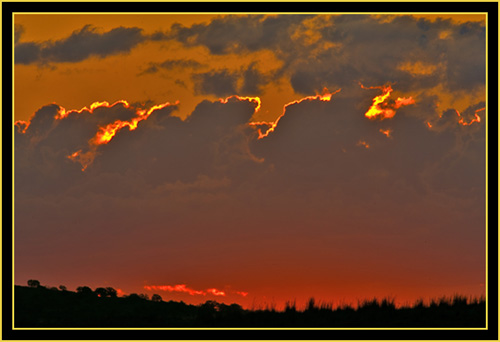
27,279,40,288
284,300,297,313
106,287,118,298
76,286,93,296
305,297,316,311
151,294,162,302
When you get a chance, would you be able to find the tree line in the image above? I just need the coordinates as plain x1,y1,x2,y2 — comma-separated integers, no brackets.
17,279,486,328
27,279,163,302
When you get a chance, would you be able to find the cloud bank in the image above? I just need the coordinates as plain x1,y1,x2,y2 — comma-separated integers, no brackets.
15,25,146,64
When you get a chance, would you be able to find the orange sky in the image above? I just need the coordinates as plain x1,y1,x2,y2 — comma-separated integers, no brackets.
14,13,486,124
14,14,293,124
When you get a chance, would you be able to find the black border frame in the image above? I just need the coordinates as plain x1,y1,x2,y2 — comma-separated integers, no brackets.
2,2,498,340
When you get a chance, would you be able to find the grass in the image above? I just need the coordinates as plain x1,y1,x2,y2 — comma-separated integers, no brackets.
14,285,486,328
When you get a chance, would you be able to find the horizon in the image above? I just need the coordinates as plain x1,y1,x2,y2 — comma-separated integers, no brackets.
15,281,486,312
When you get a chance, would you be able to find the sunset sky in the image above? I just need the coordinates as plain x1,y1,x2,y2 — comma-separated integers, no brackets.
14,12,487,310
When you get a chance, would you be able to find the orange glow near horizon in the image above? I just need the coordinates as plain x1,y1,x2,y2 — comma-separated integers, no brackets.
143,284,248,298
248,88,341,139
144,284,206,296
360,83,415,120
139,283,484,310
206,288,226,296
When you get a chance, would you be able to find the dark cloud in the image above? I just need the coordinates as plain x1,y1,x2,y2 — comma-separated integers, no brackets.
168,15,310,55
15,85,484,205
138,58,203,75
167,15,485,98
443,22,486,91
192,63,269,97
15,25,146,65
192,69,238,97
15,97,262,196
15,101,158,194
240,62,267,95
299,15,486,94
14,23,25,44
249,85,465,197
15,41,42,65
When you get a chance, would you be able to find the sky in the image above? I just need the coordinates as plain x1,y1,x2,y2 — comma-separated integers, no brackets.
14,13,487,310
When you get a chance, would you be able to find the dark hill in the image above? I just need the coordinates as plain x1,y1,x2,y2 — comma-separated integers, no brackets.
14,285,485,328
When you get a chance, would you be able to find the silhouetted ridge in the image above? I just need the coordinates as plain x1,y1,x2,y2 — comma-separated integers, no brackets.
14,283,485,328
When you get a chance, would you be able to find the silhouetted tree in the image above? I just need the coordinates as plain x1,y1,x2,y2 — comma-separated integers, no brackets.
125,293,141,300
105,287,117,298
197,300,219,325
27,279,40,288
59,285,67,291
94,287,118,298
151,294,162,302
95,287,108,297
139,293,149,300
76,286,93,295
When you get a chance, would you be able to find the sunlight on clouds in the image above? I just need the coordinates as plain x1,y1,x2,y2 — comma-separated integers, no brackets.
398,61,439,76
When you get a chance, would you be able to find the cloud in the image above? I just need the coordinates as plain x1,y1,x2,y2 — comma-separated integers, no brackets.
165,15,485,122
143,285,247,297
193,69,238,97
239,62,267,95
286,15,486,94
15,95,264,197
192,63,270,97
15,41,42,65
248,83,484,203
138,58,204,75
167,15,309,55
15,81,485,208
15,25,146,65
14,24,25,44
144,284,206,296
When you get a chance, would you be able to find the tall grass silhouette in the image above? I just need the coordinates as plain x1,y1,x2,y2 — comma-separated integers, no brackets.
15,282,486,328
